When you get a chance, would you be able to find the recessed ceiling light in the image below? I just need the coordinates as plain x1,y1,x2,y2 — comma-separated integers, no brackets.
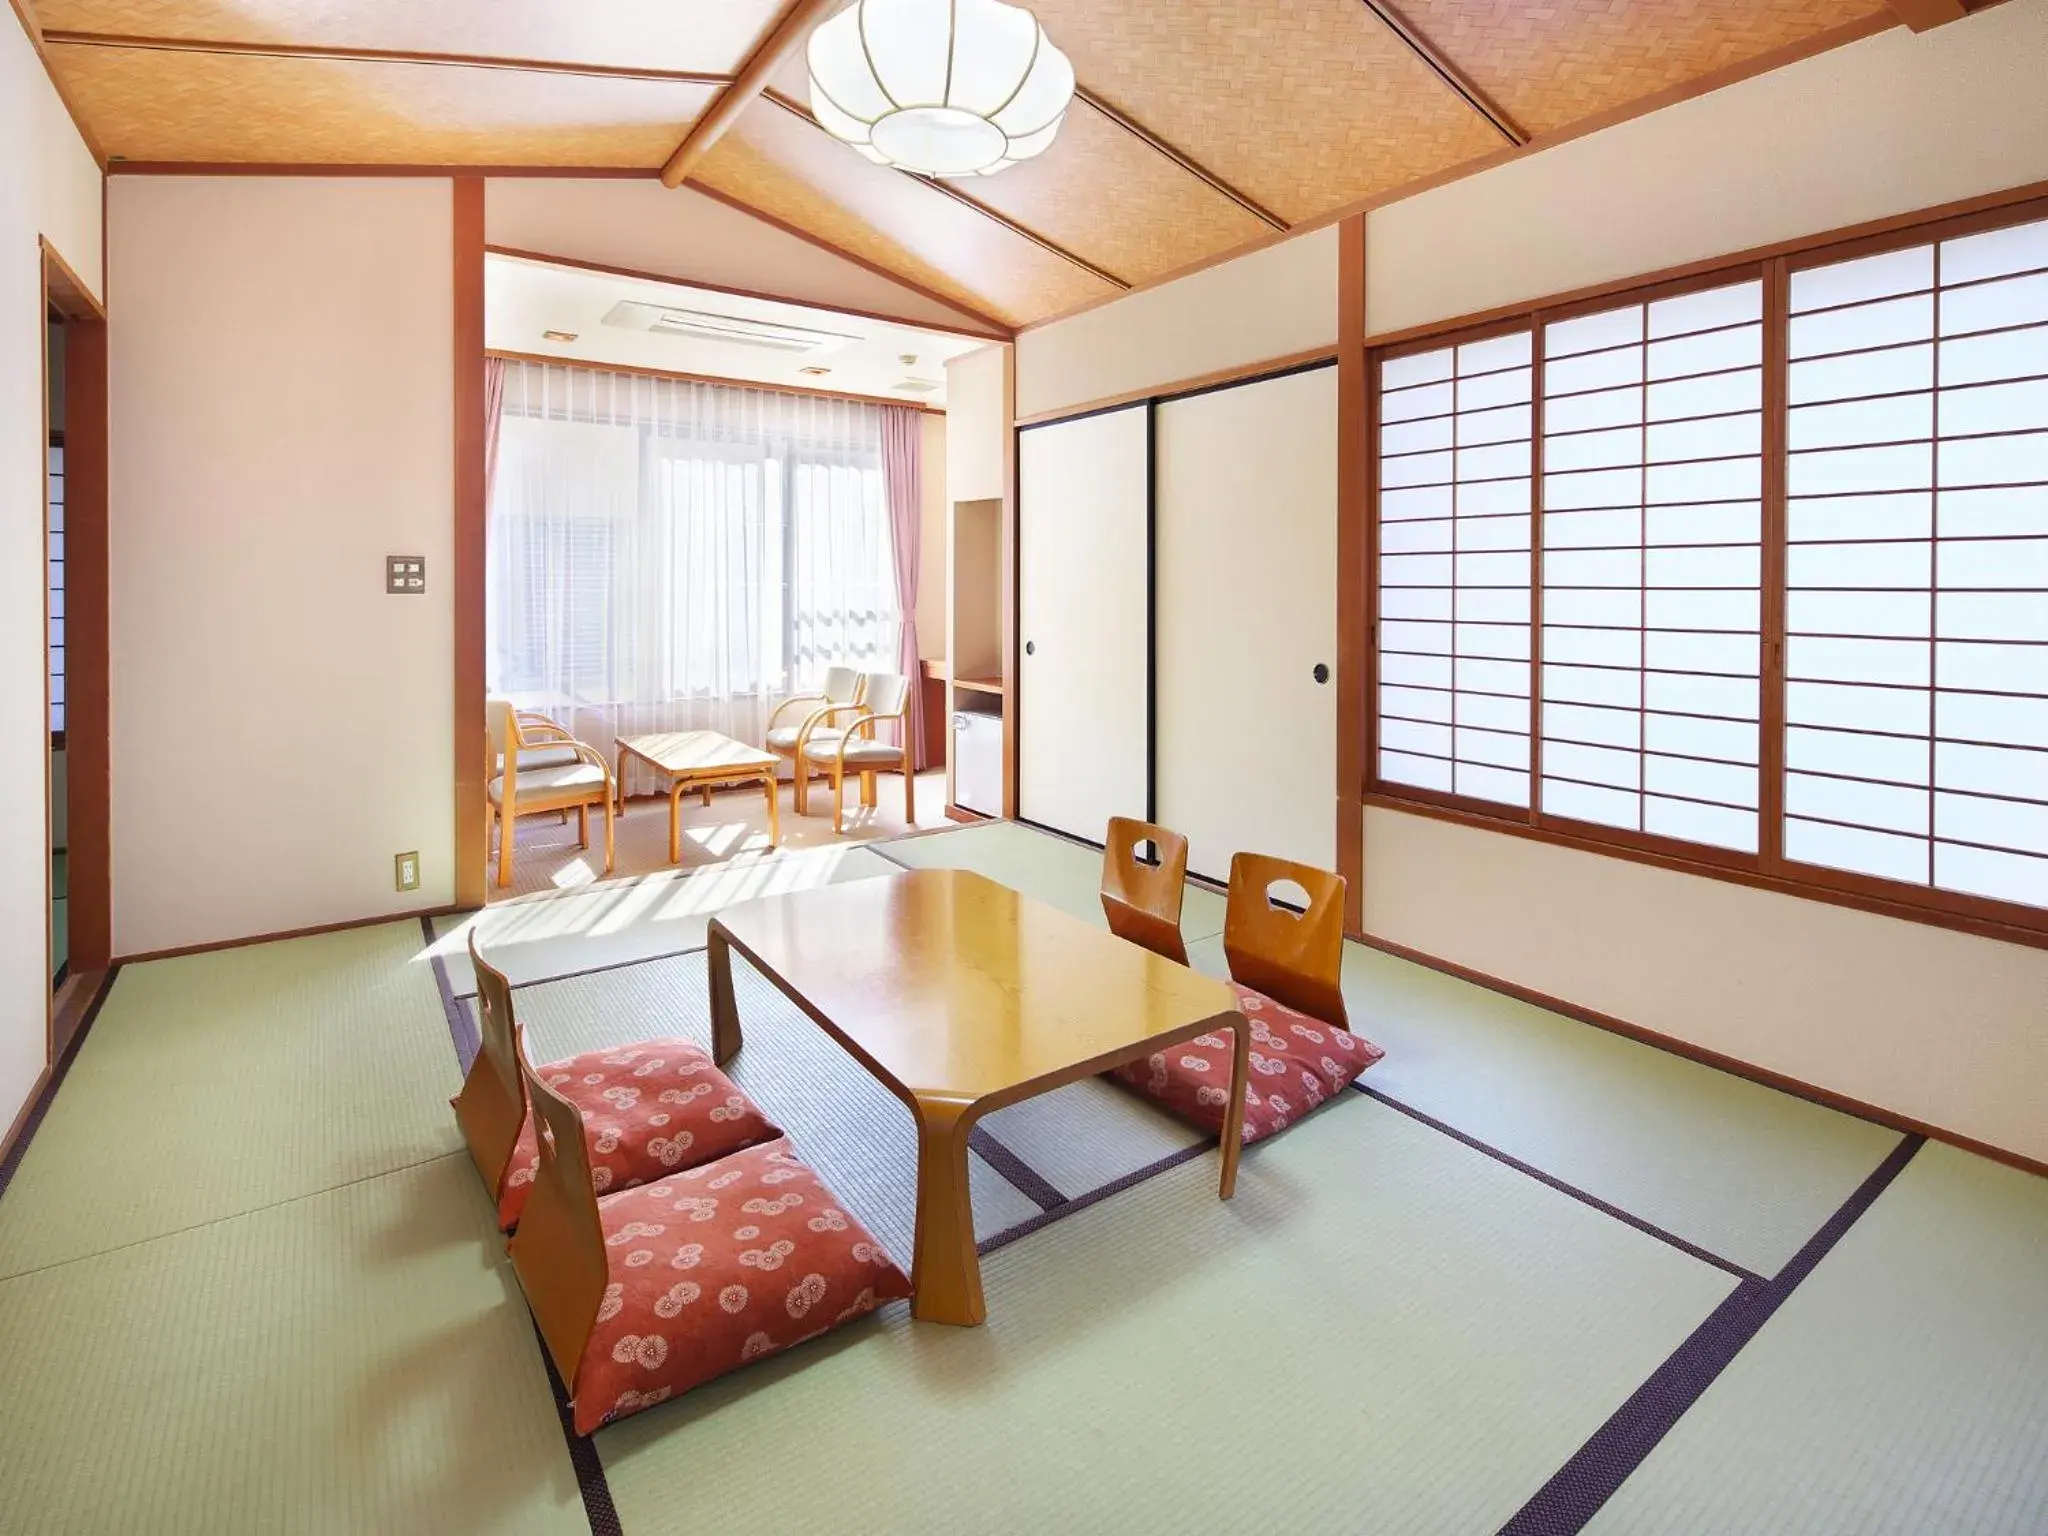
799,366,833,376
542,329,578,342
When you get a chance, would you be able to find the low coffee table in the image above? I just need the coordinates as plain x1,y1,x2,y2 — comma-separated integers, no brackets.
706,868,1248,1326
615,730,781,863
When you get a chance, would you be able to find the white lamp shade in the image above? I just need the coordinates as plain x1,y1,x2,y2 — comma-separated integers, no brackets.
808,0,1075,178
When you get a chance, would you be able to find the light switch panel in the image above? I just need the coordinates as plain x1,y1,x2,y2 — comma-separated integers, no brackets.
386,556,426,594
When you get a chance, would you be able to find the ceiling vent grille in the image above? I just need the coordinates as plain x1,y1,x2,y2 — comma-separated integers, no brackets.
601,300,859,354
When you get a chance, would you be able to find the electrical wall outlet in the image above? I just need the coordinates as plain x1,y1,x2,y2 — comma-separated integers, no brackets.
386,555,426,594
394,851,420,892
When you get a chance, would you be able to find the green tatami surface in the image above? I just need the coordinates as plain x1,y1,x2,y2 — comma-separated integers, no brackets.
1187,931,1899,1276
597,1098,1737,1535
0,922,460,1278
0,818,2041,1536
0,1154,584,1535
1590,1141,2048,1535
874,820,1229,943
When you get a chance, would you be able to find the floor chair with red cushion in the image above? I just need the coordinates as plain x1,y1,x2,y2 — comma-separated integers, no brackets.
454,932,780,1231
509,1054,910,1435
1107,849,1385,1144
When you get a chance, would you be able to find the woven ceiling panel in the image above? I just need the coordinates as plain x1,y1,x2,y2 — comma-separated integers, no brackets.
50,45,717,164
694,102,1123,327
32,0,784,76
1397,0,1891,137
1018,0,1506,225
765,50,1270,287
913,98,1272,288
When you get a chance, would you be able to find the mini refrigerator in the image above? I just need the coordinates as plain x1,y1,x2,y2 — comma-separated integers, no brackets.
953,711,1003,817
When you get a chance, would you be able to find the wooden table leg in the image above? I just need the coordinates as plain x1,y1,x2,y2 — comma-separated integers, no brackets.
668,780,685,864
1217,1016,1249,1200
707,925,743,1066
909,1103,984,1326
762,769,780,846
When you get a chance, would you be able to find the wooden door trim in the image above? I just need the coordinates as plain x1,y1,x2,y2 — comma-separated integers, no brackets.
453,178,488,909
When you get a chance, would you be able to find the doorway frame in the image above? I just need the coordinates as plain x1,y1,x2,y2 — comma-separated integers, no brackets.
42,238,110,1065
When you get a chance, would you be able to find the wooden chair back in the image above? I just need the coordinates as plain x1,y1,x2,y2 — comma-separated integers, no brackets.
506,1036,610,1388
822,664,865,706
453,932,527,1198
855,671,912,732
1222,852,1350,1030
1100,817,1190,964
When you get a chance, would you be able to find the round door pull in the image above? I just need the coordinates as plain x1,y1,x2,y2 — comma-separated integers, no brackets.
1312,662,1331,684
1025,640,1036,655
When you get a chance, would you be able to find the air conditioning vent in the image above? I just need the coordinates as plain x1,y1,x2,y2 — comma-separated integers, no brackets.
892,378,943,394
601,300,858,354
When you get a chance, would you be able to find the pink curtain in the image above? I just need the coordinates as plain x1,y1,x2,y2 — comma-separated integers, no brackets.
880,405,927,770
482,356,508,514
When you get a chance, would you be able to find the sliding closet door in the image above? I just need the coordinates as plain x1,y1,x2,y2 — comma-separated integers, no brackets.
1155,367,1338,882
1017,405,1150,842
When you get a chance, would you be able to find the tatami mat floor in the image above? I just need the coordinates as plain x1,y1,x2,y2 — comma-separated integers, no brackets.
0,819,2042,1533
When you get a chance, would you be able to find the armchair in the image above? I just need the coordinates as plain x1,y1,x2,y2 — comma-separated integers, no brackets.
798,670,914,834
764,665,864,816
486,697,615,888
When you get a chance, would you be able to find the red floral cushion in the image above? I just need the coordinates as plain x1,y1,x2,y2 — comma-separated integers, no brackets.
1110,982,1384,1144
497,1038,779,1232
569,1137,910,1435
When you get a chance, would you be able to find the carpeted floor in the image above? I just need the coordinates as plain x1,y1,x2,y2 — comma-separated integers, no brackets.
0,819,2043,1534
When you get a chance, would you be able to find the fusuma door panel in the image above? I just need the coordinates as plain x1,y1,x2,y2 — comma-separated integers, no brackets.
1017,406,1149,843
1154,368,1339,882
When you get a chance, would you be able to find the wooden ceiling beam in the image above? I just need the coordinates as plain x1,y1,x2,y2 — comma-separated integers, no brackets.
661,0,839,188
761,90,1132,292
40,30,734,85
1884,0,1969,31
1355,0,1526,147
1072,87,1290,233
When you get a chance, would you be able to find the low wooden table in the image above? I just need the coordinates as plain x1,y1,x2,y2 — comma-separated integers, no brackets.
707,868,1247,1326
615,731,781,863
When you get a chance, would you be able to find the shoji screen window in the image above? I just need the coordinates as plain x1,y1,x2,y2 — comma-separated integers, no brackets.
1539,278,1765,853
1785,212,2048,911
1375,331,1534,808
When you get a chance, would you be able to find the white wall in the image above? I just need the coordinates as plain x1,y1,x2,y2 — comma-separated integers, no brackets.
1,18,101,1135
1367,0,2048,335
484,178,993,335
1366,807,2048,1164
1014,225,1338,419
108,177,454,956
943,344,1007,504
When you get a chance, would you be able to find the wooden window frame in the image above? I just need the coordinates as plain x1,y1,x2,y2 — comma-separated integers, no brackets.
1364,184,2048,951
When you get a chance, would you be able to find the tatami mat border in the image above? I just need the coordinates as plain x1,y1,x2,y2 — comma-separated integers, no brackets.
1501,1134,1925,1534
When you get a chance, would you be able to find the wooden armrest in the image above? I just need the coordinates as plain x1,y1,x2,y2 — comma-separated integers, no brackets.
795,701,870,750
768,692,831,732
516,718,577,744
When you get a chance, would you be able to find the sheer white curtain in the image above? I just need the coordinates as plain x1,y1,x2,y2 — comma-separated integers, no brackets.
487,362,901,796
